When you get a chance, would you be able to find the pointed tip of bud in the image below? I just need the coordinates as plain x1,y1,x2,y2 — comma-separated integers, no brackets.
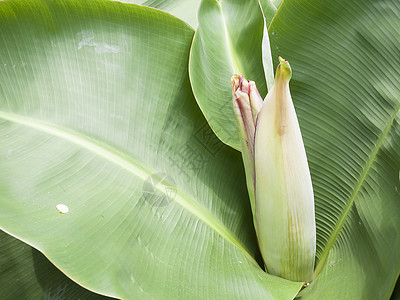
278,56,286,63
276,56,292,81
231,74,240,92
232,74,251,95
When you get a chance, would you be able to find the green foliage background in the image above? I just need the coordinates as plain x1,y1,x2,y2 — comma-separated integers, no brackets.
0,0,399,299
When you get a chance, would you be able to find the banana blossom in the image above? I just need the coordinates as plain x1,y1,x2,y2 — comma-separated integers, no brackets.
232,57,316,283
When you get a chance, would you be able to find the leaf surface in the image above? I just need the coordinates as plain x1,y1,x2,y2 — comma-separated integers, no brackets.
0,230,113,299
0,0,302,298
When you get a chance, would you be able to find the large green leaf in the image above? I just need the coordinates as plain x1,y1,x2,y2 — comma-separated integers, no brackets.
0,230,113,299
118,0,201,28
0,0,302,298
189,0,267,150
269,0,400,298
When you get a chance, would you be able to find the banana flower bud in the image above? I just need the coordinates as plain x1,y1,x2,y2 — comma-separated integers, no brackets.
232,57,316,283
232,75,263,214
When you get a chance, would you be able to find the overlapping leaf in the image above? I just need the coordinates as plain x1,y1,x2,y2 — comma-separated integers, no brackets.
189,0,267,150
0,231,113,299
268,0,400,298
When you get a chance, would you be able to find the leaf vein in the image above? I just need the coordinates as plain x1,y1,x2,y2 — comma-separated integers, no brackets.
314,103,400,278
0,110,257,265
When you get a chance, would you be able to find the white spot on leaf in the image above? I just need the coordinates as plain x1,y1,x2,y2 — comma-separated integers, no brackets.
77,30,120,53
56,204,69,214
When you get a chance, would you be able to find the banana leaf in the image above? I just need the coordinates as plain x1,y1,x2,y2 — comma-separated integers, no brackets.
0,0,302,298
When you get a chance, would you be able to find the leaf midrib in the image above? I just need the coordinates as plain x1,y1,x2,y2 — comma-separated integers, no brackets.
314,103,400,278
217,1,243,75
0,110,258,266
